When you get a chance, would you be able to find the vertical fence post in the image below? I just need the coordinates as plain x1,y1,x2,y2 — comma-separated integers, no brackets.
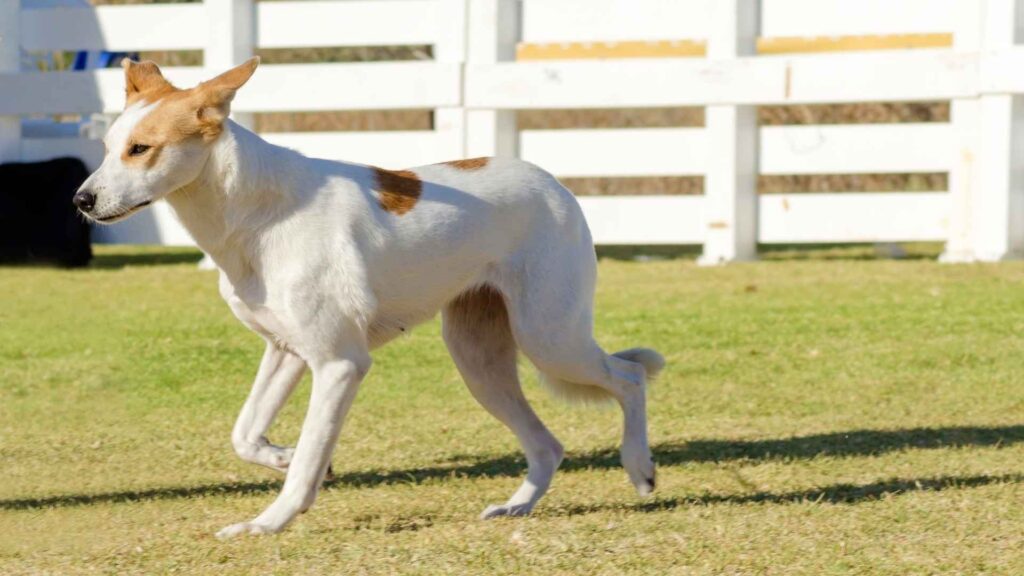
434,0,468,161
205,0,255,130
465,0,519,158
699,0,760,265
973,0,1024,260
0,0,20,163
942,0,984,262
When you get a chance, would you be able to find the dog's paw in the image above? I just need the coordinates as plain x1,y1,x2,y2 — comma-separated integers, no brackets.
622,447,656,497
634,471,656,497
480,503,532,520
265,446,295,470
215,521,277,539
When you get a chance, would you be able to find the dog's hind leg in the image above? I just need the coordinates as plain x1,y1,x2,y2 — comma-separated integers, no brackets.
500,241,663,497
443,285,564,519
231,343,306,472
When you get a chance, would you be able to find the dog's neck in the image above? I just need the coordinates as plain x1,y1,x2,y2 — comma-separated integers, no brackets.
165,120,306,281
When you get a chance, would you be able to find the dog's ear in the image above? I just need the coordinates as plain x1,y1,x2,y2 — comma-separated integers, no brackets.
194,57,260,131
122,59,174,106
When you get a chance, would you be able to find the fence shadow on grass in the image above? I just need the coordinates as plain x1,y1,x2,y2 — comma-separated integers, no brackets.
3,424,1023,511
549,472,1024,517
434,424,1024,479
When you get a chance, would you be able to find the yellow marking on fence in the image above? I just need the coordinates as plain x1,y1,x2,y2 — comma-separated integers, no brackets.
515,34,953,61
758,33,953,55
516,40,706,61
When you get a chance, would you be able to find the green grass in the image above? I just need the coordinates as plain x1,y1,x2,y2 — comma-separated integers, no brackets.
2,245,1024,574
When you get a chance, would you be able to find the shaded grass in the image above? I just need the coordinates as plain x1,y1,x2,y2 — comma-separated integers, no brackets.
1,249,1024,574
5,424,1024,513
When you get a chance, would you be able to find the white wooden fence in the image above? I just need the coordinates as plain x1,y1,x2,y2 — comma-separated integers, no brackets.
2,0,1023,262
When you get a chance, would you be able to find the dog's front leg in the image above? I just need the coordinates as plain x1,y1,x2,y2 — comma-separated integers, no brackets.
231,342,306,472
217,350,370,538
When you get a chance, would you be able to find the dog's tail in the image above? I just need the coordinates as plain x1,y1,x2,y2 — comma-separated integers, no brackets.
539,347,665,404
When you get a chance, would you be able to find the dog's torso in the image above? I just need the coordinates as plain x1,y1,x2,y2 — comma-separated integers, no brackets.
197,150,587,359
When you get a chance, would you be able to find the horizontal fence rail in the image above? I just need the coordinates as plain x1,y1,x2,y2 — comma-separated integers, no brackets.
20,4,207,52
256,0,440,48
4,0,1024,262
520,124,953,178
0,63,462,115
463,51,983,109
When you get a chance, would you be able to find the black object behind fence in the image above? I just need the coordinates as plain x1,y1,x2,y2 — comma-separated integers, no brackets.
0,157,92,267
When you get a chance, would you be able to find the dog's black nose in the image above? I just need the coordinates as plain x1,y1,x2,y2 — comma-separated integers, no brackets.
73,190,96,213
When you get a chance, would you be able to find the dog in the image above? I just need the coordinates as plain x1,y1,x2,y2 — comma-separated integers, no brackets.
74,58,665,538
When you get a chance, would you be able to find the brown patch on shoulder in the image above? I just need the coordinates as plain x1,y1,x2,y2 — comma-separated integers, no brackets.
443,157,490,171
373,167,422,215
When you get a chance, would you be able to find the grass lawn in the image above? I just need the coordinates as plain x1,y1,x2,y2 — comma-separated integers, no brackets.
2,245,1024,574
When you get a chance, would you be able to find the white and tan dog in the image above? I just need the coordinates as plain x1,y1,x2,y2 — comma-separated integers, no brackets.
75,58,665,538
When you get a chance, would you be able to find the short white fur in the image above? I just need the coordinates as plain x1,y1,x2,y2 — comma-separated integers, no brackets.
78,59,665,538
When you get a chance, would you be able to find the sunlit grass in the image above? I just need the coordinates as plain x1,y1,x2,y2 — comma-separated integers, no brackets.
1,246,1023,574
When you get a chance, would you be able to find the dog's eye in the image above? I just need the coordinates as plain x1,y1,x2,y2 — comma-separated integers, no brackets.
128,144,151,156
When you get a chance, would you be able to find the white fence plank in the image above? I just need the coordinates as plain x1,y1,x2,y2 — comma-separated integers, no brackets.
941,0,984,262
21,5,207,51
522,0,713,43
581,193,948,246
980,46,1024,93
760,124,953,175
0,63,460,114
465,0,520,157
520,128,706,177
759,192,948,243
578,196,704,245
467,59,781,109
262,131,461,168
256,0,440,49
970,0,1024,260
520,124,952,178
236,63,461,112
466,50,978,109
762,0,958,38
432,0,468,163
700,0,760,265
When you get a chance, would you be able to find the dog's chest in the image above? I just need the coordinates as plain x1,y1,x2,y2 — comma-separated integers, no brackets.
219,277,298,351
228,296,295,347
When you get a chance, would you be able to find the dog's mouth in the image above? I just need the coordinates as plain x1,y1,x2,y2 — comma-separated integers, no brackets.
91,200,153,224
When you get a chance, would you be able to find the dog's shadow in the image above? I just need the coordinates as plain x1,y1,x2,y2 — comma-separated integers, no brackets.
3,424,1023,513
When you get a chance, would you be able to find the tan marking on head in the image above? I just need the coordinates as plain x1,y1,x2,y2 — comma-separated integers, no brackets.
120,58,262,164
122,91,209,165
373,167,422,215
443,157,490,171
123,59,178,108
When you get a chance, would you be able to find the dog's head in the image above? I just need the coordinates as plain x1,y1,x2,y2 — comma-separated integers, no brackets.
73,58,259,223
